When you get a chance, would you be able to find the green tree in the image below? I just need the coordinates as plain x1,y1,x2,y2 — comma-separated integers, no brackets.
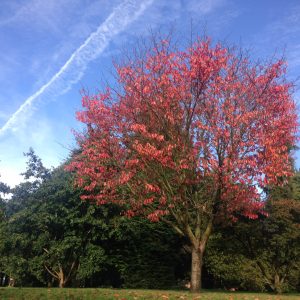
109,217,186,289
0,151,107,287
205,172,300,293
5,148,50,217
0,150,187,288
7,165,110,287
0,181,9,221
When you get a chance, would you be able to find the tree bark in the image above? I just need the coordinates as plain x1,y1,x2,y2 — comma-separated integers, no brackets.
44,261,77,288
59,278,65,288
185,218,212,293
273,273,283,294
58,268,67,288
58,267,65,288
190,246,203,293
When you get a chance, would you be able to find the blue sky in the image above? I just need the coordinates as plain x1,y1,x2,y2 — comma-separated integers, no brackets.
0,0,299,187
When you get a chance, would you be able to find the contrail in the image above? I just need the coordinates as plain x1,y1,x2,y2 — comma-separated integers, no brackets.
0,0,154,135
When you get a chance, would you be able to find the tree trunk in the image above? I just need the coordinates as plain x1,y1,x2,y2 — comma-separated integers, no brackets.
190,246,203,293
58,267,65,288
59,277,65,288
273,273,283,294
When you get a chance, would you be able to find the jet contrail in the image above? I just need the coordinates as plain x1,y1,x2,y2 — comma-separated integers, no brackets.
0,0,154,135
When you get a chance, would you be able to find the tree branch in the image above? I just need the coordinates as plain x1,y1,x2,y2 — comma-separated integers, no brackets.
44,265,59,280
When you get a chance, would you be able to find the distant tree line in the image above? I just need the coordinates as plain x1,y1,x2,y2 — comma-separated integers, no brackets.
0,148,299,293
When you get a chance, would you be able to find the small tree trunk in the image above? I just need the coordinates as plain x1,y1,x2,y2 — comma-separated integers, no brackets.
59,277,65,288
273,273,283,294
58,267,65,288
190,246,203,293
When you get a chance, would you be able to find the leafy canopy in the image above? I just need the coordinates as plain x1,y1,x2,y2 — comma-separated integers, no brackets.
69,37,297,223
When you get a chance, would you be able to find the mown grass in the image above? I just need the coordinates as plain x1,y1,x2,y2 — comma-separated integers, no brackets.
0,288,299,300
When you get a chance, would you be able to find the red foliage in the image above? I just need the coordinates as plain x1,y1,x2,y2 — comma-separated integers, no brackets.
68,38,298,222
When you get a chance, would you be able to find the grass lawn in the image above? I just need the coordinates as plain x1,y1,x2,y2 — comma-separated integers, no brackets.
0,288,299,300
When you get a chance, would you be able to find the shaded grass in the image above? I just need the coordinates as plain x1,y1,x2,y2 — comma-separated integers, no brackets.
0,288,299,300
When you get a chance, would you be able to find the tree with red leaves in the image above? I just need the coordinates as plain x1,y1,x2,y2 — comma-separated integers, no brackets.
68,37,298,292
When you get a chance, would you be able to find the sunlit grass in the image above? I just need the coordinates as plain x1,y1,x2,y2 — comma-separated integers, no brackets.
0,288,299,300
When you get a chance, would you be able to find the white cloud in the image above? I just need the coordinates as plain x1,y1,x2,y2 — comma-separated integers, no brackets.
0,166,23,188
0,0,154,136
